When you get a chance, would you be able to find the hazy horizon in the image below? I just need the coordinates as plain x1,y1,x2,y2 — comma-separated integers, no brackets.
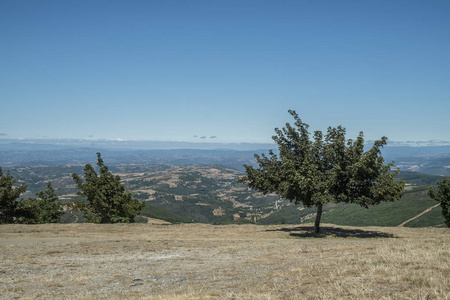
1,136,450,152
1,1,449,144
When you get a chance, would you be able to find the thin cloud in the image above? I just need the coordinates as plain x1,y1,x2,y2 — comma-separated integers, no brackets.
0,133,7,137
210,136,217,139
200,136,207,139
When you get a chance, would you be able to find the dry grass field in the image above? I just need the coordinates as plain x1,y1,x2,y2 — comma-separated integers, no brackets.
0,223,448,299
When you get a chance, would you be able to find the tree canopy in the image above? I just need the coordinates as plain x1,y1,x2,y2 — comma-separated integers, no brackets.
72,152,145,223
239,110,404,233
1,169,62,224
34,182,63,223
428,177,450,227
0,168,27,224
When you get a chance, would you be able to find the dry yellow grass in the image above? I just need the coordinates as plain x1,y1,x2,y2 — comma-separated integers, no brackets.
0,223,448,299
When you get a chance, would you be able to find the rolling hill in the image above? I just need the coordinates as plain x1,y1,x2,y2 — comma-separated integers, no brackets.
3,163,446,227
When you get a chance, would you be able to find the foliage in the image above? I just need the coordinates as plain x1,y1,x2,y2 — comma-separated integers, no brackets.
15,197,42,224
72,153,145,223
34,181,63,223
1,168,62,224
239,110,404,233
15,182,63,224
428,177,450,227
0,167,27,223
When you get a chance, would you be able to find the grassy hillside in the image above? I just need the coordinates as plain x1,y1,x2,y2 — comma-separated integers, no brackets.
395,153,450,176
398,170,443,187
320,191,445,227
404,205,446,228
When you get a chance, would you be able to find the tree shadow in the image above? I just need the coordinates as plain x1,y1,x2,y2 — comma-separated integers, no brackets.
267,226,396,238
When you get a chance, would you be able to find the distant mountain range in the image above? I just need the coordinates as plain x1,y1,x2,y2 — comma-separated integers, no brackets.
380,145,450,176
1,140,450,176
0,147,265,171
0,139,276,151
381,145,450,159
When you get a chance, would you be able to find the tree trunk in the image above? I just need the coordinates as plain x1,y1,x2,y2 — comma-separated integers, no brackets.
314,204,323,234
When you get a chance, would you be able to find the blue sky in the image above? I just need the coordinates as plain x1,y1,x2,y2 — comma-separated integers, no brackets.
1,0,449,145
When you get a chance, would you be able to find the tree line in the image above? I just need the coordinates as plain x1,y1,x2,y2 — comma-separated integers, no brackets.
1,111,449,229
0,175,63,224
0,152,144,224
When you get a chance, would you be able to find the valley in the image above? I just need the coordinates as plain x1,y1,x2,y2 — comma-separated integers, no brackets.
3,163,447,227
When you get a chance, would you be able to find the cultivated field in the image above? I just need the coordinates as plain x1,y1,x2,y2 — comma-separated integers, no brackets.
0,223,448,299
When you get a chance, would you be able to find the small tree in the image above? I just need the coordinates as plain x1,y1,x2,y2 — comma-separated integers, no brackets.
16,182,63,224
428,177,450,227
0,168,27,224
35,182,63,223
239,110,404,233
1,169,63,224
72,152,145,223
15,197,42,224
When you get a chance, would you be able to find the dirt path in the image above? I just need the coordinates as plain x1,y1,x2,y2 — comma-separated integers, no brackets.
397,203,440,227
69,209,79,223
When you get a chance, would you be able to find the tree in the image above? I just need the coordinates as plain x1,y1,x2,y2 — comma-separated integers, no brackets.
428,177,450,227
72,152,145,223
16,191,62,224
1,168,63,224
35,181,63,223
239,110,404,233
16,182,63,224
15,197,42,224
0,168,27,224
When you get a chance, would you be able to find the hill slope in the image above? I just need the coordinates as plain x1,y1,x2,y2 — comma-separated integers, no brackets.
4,164,446,227
320,191,445,227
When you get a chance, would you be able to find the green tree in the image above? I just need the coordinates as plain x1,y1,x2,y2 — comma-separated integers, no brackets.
35,181,63,223
239,110,404,233
72,152,145,223
0,168,27,224
1,169,62,224
9,181,63,224
15,197,41,224
16,182,63,224
15,182,63,224
428,177,450,227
